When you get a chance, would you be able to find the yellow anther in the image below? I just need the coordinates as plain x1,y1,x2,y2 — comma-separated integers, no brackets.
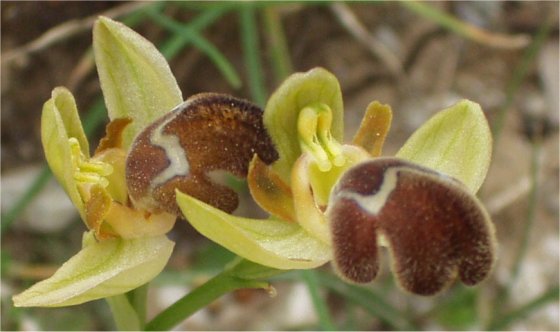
298,106,331,171
68,137,113,188
297,103,345,172
81,161,113,177
75,172,110,188
69,137,83,170
315,104,345,167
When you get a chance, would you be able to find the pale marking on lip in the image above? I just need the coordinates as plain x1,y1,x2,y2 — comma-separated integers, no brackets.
149,102,191,191
333,167,399,216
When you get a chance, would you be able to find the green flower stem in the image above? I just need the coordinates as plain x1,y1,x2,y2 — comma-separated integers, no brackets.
145,259,281,331
107,294,141,331
127,283,149,328
301,270,337,331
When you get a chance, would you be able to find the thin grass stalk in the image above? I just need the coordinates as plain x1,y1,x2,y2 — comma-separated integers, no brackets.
314,272,416,330
146,9,241,89
489,285,560,330
491,13,554,144
262,6,293,84
239,4,267,107
158,5,235,60
301,270,337,330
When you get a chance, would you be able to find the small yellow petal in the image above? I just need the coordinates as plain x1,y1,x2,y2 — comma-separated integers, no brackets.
247,155,296,222
96,118,132,153
85,184,114,239
352,101,393,157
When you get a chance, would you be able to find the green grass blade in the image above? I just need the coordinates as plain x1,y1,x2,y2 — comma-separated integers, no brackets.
509,141,542,287
239,4,267,106
1,166,52,234
489,285,560,330
120,1,165,27
491,14,555,144
146,9,242,89
82,98,109,136
316,272,417,330
262,6,293,83
159,5,235,60
489,140,546,327
301,270,337,330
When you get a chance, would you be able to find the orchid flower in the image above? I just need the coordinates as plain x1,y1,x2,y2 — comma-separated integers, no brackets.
12,16,184,307
175,68,497,296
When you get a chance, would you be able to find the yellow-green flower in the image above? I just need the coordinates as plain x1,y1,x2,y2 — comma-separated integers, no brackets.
13,16,184,307
177,68,497,295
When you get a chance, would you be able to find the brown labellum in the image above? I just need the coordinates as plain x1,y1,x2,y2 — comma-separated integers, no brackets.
327,157,496,296
126,93,278,216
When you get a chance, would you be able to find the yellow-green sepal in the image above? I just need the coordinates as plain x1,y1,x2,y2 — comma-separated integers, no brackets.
12,232,174,307
176,190,331,270
41,87,88,221
396,99,492,194
93,16,183,148
264,68,344,182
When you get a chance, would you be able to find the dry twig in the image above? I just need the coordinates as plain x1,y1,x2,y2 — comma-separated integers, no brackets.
2,2,151,66
400,1,531,50
330,3,404,79
486,176,531,215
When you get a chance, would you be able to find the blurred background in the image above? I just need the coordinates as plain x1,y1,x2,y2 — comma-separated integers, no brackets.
1,1,558,330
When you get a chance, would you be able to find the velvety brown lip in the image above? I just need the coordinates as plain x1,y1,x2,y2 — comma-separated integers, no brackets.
328,157,496,296
126,93,278,216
